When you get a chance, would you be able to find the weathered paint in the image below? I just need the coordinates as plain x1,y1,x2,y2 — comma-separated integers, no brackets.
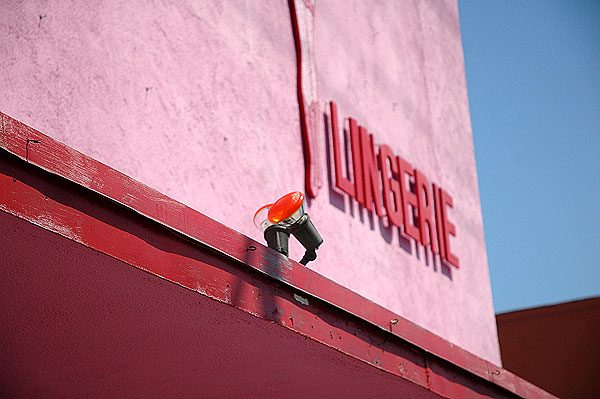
0,117,555,398
290,0,322,198
0,0,499,364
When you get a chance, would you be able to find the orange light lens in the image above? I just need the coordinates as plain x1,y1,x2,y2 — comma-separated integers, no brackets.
268,191,305,223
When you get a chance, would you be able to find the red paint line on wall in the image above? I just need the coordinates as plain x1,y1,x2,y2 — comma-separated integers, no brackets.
289,0,321,198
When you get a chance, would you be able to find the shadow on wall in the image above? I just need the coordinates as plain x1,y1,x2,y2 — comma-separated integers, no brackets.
322,111,452,281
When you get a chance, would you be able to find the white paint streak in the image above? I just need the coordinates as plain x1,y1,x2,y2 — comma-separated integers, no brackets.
293,293,309,306
62,146,97,187
32,213,83,243
2,206,84,244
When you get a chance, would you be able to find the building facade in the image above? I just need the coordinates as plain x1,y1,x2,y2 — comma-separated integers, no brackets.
0,1,555,397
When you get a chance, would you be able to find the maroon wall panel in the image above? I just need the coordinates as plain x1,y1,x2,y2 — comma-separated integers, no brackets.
1,209,439,398
497,298,600,399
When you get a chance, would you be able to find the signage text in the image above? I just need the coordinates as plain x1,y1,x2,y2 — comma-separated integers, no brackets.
329,102,459,268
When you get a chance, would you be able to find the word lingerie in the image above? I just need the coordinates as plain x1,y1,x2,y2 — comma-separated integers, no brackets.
329,102,459,268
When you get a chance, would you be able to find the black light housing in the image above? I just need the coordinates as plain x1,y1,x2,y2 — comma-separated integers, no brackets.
253,192,323,265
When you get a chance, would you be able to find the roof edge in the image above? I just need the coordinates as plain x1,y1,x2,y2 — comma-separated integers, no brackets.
0,111,555,398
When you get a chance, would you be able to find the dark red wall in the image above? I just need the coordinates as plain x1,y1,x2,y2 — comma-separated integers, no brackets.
497,297,600,399
0,210,439,399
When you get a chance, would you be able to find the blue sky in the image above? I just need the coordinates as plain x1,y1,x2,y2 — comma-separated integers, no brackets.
458,1,600,313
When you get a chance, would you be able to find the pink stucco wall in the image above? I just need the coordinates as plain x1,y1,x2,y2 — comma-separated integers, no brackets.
0,0,501,364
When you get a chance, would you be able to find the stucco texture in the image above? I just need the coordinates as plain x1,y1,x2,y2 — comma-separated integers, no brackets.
0,0,501,364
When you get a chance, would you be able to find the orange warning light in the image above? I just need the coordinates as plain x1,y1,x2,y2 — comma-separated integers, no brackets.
268,191,305,223
254,190,322,265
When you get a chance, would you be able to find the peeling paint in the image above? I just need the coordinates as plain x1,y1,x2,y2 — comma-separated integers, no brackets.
0,113,5,149
62,146,97,187
1,206,83,244
293,293,309,306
